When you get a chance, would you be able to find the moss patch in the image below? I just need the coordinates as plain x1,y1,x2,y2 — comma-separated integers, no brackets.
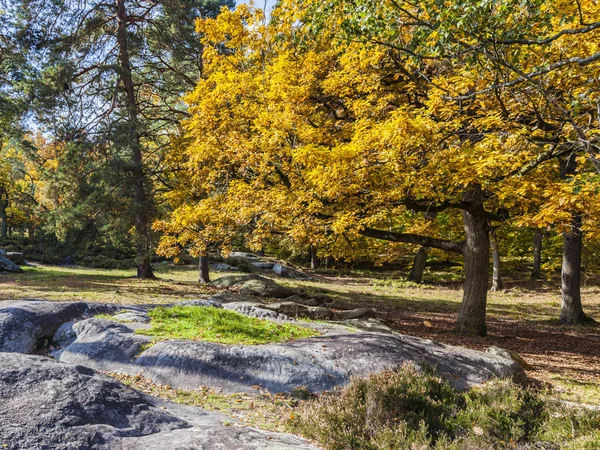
136,305,319,345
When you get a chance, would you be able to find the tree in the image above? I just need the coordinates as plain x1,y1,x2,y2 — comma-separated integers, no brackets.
17,0,233,277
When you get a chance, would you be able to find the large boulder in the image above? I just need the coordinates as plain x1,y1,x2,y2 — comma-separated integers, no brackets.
0,300,88,353
0,353,317,450
210,274,296,298
0,255,23,273
55,317,524,393
0,248,6,257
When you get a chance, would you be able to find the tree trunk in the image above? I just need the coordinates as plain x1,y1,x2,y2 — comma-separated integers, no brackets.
198,253,210,283
325,256,334,269
490,230,503,292
309,245,319,270
531,228,543,280
456,190,489,336
408,247,428,283
0,202,7,239
116,0,154,279
560,213,587,324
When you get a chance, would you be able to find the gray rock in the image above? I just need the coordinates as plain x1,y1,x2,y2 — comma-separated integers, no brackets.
212,262,238,271
312,293,334,304
0,255,23,273
180,298,223,308
6,251,25,265
0,300,87,353
0,353,317,450
487,346,531,370
0,247,6,257
343,318,395,334
263,301,310,317
52,318,152,369
223,301,292,321
333,307,377,320
306,306,334,320
273,263,311,280
251,261,275,269
112,311,151,323
210,274,296,298
286,294,322,306
228,252,260,259
51,320,78,349
56,322,523,393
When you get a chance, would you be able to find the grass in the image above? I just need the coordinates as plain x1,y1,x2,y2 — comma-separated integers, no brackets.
135,305,319,345
113,372,299,432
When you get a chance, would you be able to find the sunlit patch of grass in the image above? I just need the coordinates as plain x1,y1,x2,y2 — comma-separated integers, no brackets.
136,305,319,345
550,375,600,406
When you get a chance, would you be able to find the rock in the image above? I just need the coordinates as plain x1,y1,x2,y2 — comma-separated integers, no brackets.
210,274,296,298
51,318,152,370
0,255,23,273
223,301,292,321
306,306,334,320
6,252,25,265
180,298,223,308
487,346,532,370
57,327,524,393
0,300,87,353
286,294,322,306
251,261,275,269
0,353,317,450
273,263,311,280
228,251,260,259
343,318,395,334
51,320,78,349
333,307,377,320
263,301,310,317
312,293,334,304
60,255,76,266
0,248,6,257
211,262,238,271
112,311,151,323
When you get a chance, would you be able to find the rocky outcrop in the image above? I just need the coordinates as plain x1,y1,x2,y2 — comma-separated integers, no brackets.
6,252,25,265
210,274,296,298
0,255,23,273
0,353,317,450
273,263,311,280
0,300,88,353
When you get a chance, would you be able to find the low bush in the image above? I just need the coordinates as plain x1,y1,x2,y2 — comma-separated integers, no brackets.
291,364,600,449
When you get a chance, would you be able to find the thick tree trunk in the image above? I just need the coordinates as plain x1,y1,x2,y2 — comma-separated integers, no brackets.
490,231,503,292
117,0,154,279
325,256,335,269
531,228,543,280
198,254,210,283
560,213,587,324
456,190,489,336
408,247,428,283
309,245,319,270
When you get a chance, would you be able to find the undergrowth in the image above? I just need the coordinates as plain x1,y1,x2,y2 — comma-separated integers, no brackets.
291,364,600,450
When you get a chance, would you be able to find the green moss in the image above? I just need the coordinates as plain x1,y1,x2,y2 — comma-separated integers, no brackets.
136,305,319,345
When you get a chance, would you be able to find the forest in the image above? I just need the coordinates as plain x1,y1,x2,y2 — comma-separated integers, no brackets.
1,1,600,449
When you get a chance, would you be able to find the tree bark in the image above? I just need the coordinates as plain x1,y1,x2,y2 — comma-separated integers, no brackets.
490,230,503,292
531,228,543,280
198,253,210,283
0,203,7,239
456,190,489,336
560,213,587,324
309,245,319,270
116,0,155,279
408,246,428,283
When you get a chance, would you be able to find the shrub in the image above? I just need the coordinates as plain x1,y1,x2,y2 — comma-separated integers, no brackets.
291,364,600,450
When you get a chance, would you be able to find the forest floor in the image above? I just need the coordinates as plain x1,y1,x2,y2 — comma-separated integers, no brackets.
1,262,599,406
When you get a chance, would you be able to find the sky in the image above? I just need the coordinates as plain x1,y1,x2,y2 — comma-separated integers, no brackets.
235,0,277,12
